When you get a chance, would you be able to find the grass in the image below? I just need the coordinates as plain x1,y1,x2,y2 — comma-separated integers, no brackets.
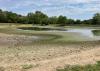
57,61,100,71
64,25,100,29
92,30,100,36
22,64,33,69
18,26,66,31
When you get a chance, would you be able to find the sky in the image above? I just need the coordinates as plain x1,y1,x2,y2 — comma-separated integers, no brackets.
0,0,100,20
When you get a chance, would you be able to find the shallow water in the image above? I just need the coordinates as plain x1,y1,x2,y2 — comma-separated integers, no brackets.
66,29,100,41
18,27,100,40
67,29,94,37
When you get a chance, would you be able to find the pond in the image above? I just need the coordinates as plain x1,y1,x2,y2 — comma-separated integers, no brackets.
18,27,100,39
66,29,94,37
66,29,100,41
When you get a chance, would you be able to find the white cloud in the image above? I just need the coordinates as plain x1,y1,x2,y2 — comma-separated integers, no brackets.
0,0,99,20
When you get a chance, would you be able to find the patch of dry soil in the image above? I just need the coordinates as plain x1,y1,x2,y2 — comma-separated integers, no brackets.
0,33,100,71
0,45,99,71
0,33,39,46
32,47,100,71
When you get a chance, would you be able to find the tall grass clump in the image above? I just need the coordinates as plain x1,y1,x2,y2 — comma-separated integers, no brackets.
57,61,100,71
22,64,33,69
92,30,100,36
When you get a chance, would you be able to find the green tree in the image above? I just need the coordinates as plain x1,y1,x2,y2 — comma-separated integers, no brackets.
92,13,100,25
27,13,34,24
33,11,48,25
48,16,58,25
67,19,75,25
75,19,81,24
42,18,49,25
57,15,67,26
0,9,7,22
82,19,92,25
5,11,19,23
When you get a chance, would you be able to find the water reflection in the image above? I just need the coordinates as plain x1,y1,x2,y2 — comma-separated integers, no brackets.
67,29,94,37
18,27,100,39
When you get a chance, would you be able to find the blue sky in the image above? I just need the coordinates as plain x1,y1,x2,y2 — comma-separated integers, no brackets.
0,0,100,20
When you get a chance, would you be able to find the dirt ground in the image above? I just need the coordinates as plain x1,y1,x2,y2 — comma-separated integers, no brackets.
0,33,100,71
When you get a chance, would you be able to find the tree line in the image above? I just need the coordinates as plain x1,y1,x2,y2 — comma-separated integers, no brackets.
0,9,100,26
